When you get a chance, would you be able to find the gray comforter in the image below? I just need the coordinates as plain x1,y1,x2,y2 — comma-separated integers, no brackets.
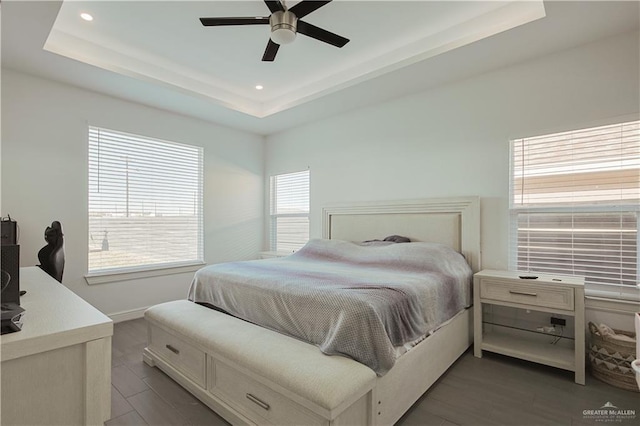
188,239,472,375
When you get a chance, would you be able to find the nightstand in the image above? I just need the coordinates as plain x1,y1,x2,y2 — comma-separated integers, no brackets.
473,269,585,385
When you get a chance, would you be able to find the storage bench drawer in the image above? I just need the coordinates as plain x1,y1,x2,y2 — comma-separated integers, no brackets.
149,325,206,387
480,279,574,311
211,360,325,426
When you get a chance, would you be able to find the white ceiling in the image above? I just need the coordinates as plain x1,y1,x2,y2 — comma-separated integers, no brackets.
2,1,639,135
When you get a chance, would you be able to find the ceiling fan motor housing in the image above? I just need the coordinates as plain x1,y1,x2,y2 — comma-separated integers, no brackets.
270,10,297,44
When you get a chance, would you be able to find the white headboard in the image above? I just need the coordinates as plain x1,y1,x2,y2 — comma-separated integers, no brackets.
321,197,481,272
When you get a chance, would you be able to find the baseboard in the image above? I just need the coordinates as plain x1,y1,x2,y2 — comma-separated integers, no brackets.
109,306,149,323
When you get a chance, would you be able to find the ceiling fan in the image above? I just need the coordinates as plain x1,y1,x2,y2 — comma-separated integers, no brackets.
199,0,350,62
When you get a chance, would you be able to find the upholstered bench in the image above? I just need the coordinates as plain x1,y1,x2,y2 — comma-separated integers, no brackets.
143,300,377,425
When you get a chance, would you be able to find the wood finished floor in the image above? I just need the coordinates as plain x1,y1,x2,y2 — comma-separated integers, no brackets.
107,318,640,426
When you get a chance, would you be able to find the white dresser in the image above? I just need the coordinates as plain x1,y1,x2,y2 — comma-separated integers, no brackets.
0,267,113,425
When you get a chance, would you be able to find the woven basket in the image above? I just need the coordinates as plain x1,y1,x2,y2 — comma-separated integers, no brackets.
588,322,638,392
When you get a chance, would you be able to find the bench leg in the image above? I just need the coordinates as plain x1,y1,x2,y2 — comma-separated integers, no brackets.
142,348,157,367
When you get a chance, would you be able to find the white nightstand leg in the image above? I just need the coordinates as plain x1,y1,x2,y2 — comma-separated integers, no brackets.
574,287,586,385
473,278,483,358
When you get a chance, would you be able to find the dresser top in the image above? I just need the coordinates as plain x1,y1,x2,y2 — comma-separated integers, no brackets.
1,267,113,361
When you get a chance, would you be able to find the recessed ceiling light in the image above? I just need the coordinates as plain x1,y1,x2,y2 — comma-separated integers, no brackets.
80,13,94,22
255,85,264,90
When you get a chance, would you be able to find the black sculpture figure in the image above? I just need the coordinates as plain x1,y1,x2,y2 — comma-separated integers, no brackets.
37,221,65,283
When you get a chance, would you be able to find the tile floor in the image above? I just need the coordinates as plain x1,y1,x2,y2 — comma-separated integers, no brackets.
106,318,640,426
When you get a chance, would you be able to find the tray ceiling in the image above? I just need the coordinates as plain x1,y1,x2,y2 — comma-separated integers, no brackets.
3,1,638,134
43,1,546,118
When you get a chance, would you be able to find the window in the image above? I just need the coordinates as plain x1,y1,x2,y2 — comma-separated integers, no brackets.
88,127,203,275
269,169,310,253
509,120,639,295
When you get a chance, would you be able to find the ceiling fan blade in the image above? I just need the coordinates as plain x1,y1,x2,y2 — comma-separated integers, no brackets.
289,1,332,19
296,20,349,48
200,17,269,26
262,39,280,62
264,0,285,14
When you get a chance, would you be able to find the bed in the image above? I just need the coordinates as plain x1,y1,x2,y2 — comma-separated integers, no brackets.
143,197,481,426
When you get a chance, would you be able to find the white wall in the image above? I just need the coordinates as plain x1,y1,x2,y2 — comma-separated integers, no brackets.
1,70,264,317
265,31,640,329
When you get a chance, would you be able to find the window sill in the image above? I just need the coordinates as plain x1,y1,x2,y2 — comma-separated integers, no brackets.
85,262,206,285
585,287,640,314
258,251,292,259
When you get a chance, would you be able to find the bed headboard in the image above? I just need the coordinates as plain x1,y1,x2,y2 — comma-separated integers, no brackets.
321,197,481,272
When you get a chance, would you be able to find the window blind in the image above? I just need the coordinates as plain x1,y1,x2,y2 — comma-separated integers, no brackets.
515,212,637,287
88,127,203,274
510,120,639,289
512,121,639,207
270,170,310,253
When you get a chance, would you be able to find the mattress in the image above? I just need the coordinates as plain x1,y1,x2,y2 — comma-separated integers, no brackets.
188,239,472,375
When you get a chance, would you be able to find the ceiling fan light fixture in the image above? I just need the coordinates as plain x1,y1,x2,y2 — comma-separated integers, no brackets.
270,10,297,45
271,27,296,45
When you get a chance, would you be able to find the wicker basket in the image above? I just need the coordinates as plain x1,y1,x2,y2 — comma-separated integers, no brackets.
588,322,638,392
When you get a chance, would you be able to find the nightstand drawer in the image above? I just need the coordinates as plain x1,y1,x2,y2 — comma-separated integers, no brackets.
480,280,574,311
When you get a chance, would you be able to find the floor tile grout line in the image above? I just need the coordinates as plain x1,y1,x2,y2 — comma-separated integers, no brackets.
140,376,184,412
111,384,136,418
112,363,151,400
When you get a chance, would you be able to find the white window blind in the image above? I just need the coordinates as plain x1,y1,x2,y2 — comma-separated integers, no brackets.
88,127,203,274
510,120,639,290
270,170,310,253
